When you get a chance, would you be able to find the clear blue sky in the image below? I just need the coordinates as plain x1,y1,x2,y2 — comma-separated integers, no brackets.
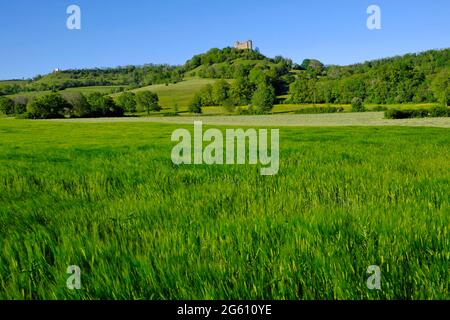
0,0,449,80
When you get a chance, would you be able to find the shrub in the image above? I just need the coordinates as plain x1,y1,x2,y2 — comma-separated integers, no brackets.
0,97,14,115
162,112,179,117
188,101,202,114
351,97,366,112
86,92,124,117
251,81,276,114
236,106,258,115
385,107,450,119
116,92,137,113
26,93,71,119
135,91,161,114
13,102,27,115
295,106,344,114
372,105,388,112
62,92,91,118
430,106,450,117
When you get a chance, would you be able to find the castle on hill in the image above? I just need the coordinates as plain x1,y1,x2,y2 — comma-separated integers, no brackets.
234,40,253,50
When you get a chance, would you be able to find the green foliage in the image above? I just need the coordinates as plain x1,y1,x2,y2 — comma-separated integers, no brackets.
116,92,137,113
371,105,388,111
251,81,276,114
1,65,183,95
431,70,450,106
188,93,203,113
185,47,266,71
0,97,14,115
61,92,91,118
230,76,253,106
301,59,325,77
212,80,231,106
87,92,124,117
294,106,344,114
351,97,366,112
135,91,161,114
3,48,450,110
385,107,450,119
289,49,450,105
24,92,125,119
26,93,71,119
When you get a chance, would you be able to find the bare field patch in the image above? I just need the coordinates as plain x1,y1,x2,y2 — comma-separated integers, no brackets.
42,112,450,128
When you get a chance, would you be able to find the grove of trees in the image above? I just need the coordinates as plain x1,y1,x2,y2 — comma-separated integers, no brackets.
287,49,450,106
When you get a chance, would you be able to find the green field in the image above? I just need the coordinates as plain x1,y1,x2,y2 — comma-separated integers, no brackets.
0,119,448,299
63,86,125,94
129,78,221,111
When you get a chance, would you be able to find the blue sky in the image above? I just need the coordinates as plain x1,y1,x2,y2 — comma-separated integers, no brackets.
0,0,449,80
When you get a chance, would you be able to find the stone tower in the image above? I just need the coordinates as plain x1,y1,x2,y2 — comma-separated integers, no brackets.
234,40,253,50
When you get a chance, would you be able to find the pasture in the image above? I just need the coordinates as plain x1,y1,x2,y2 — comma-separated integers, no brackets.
129,78,219,111
0,118,448,299
43,112,450,128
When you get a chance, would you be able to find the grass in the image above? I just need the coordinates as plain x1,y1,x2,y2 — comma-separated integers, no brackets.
128,78,221,112
63,86,125,94
45,112,450,128
0,119,448,300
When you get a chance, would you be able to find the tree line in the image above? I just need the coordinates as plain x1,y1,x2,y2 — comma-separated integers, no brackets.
188,76,276,114
0,91,161,119
0,64,183,95
187,47,450,107
288,50,449,106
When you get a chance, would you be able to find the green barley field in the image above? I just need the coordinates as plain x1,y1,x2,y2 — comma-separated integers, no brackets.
0,118,449,299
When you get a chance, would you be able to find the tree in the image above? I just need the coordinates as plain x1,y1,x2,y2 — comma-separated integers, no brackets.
289,75,310,103
11,96,28,115
212,80,230,106
27,93,71,119
199,84,214,106
0,97,14,115
135,91,161,114
251,81,276,114
87,92,124,117
351,97,366,112
431,70,450,106
188,93,203,113
62,92,91,118
116,92,137,113
231,76,253,106
301,59,324,77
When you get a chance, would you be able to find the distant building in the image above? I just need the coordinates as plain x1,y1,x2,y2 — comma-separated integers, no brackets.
53,68,61,73
234,40,253,50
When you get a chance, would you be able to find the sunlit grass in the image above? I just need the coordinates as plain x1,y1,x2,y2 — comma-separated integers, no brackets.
0,119,448,299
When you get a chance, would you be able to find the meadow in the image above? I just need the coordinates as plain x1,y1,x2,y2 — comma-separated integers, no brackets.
0,119,449,300
128,78,220,112
44,112,450,128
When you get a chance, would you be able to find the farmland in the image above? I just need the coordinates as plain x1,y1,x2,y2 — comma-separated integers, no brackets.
42,112,450,128
128,78,220,111
0,119,448,299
